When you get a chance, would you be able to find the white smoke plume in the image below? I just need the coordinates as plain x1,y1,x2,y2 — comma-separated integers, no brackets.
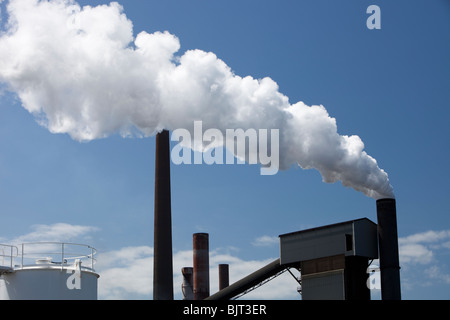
0,0,394,199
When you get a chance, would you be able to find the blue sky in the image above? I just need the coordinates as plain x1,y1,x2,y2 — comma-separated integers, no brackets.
0,0,449,300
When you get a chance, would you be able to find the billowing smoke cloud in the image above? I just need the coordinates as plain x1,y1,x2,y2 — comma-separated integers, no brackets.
0,0,394,199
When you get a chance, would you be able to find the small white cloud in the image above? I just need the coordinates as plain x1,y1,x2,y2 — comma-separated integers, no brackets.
398,229,450,293
399,229,450,265
426,265,450,284
252,235,278,247
97,246,154,299
399,243,433,265
399,230,450,245
11,222,99,244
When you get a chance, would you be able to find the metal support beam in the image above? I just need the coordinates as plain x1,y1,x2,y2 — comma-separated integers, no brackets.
206,259,284,300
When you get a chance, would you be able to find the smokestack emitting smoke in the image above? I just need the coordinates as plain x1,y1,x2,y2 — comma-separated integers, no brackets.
0,0,394,199
376,198,401,300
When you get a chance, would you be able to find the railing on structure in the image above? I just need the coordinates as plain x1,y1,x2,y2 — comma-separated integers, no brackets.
1,242,96,272
0,244,19,270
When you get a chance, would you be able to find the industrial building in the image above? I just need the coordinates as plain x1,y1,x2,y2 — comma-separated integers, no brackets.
154,130,401,300
201,214,398,300
0,131,401,300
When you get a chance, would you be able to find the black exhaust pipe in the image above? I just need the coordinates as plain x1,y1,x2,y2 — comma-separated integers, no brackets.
376,198,401,300
193,233,210,300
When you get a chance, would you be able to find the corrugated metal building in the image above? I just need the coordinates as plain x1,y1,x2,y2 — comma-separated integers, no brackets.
280,218,378,300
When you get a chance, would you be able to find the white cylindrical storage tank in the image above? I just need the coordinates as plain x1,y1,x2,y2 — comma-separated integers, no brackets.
0,243,99,300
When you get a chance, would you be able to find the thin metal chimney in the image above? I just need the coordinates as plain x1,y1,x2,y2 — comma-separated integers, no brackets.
376,198,401,300
181,267,194,300
218,264,229,291
153,130,174,300
193,233,210,300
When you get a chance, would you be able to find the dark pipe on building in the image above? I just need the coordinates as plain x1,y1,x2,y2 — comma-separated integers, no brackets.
153,130,174,300
193,233,210,300
376,198,401,300
218,264,229,291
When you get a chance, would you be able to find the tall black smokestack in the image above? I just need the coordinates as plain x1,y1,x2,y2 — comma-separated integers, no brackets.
153,130,174,300
376,198,401,300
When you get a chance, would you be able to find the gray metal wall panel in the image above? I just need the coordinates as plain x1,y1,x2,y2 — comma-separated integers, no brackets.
280,223,353,264
280,219,378,265
301,270,345,300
